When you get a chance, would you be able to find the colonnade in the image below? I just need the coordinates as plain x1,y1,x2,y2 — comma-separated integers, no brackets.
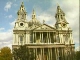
32,32,55,43
33,48,53,60
32,48,67,60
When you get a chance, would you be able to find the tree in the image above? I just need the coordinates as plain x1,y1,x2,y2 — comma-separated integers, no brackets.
13,45,34,60
75,51,80,60
0,47,12,60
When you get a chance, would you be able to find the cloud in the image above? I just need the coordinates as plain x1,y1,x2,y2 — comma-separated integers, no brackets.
37,13,55,26
4,2,12,12
10,19,16,27
9,15,13,18
0,29,12,49
5,15,13,18
0,29,13,48
0,28,5,31
0,30,12,41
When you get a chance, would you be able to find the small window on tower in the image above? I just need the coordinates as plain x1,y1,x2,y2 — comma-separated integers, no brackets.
63,35,68,43
20,23,23,26
58,15,59,18
61,15,63,19
20,36,23,45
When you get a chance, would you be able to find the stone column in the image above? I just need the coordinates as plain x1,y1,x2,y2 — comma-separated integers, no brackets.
28,33,30,43
49,32,51,43
41,48,42,60
46,32,48,43
36,48,37,60
54,33,56,42
55,48,57,60
53,32,55,43
57,48,59,60
34,48,36,60
35,32,36,43
47,48,49,60
13,34,16,44
24,33,26,44
43,48,44,60
42,32,43,43
62,48,64,60
48,32,50,43
51,48,52,60
33,32,34,43
47,32,49,43
61,48,63,60
17,34,19,45
25,33,27,44
40,32,41,43
48,48,50,60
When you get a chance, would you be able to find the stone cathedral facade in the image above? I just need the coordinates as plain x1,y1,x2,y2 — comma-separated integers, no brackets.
12,2,75,60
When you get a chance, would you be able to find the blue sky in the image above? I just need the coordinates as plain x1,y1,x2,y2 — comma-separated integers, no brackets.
0,0,79,50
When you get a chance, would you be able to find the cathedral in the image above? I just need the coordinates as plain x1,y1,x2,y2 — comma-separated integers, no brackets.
12,2,75,60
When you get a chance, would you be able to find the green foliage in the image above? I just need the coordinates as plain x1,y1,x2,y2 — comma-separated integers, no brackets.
0,47,12,60
13,45,34,60
75,51,80,60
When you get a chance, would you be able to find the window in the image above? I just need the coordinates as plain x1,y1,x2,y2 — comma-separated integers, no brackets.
20,36,23,45
61,15,63,19
56,35,60,43
58,15,59,18
20,23,23,26
63,35,68,43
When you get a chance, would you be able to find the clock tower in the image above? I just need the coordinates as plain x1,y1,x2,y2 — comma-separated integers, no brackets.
13,2,29,45
55,5,74,44
55,5,70,30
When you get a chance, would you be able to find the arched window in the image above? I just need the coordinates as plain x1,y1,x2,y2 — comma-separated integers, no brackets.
61,15,63,19
63,35,69,43
20,36,23,45
56,35,60,43
58,15,59,18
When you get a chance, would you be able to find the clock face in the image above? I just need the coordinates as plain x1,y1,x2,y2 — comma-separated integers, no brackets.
20,22,24,27
20,23,23,26
61,23,66,28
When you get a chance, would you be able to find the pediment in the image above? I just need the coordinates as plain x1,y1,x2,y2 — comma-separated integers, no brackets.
33,24,56,31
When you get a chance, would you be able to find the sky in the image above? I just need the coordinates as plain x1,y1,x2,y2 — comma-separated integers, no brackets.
0,0,79,50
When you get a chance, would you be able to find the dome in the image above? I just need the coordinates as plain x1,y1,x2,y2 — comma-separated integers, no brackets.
29,19,41,27
29,9,42,27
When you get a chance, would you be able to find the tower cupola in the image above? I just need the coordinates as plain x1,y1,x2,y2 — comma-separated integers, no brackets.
17,2,27,20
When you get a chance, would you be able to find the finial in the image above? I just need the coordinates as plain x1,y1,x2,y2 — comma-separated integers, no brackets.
22,2,24,5
57,3,59,6
21,1,24,7
57,3,60,9
33,9,35,14
32,9,36,19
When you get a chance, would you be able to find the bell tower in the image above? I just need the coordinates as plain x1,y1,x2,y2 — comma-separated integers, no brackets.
13,2,30,45
17,2,27,20
55,5,69,30
55,5,74,44
14,2,28,30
